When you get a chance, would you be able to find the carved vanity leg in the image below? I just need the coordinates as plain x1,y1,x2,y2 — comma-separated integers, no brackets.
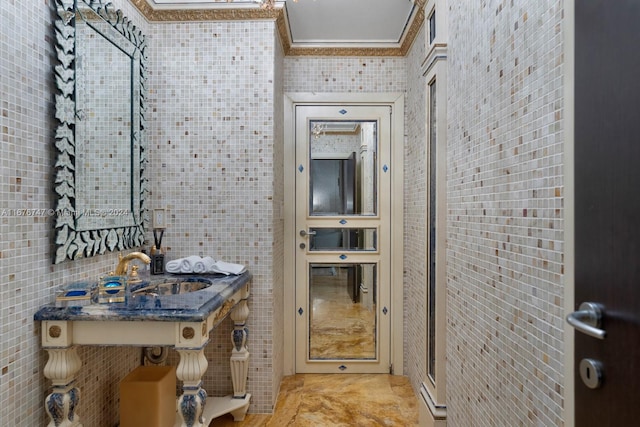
175,347,208,427
229,299,250,420
43,347,83,427
41,321,83,427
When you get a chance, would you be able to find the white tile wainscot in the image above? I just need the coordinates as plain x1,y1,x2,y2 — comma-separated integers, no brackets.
34,272,252,427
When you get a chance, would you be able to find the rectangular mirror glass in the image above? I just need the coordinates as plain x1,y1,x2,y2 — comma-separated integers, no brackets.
309,121,377,216
309,228,377,251
75,3,138,230
308,263,377,360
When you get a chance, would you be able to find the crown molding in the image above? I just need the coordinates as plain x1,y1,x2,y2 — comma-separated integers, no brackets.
130,0,281,21
130,0,425,57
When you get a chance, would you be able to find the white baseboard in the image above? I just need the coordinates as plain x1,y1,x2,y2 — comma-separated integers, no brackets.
418,383,447,427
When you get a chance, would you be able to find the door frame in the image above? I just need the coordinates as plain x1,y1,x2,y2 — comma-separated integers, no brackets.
283,92,404,375
564,1,575,425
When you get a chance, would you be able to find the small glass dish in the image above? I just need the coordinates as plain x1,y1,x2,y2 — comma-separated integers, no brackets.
97,275,127,303
55,281,96,307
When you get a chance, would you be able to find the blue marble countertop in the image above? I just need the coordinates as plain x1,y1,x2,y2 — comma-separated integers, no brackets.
34,271,251,323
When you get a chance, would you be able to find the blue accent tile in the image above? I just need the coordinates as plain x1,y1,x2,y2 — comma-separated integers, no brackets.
298,164,304,172
339,109,347,115
339,219,347,225
339,254,347,260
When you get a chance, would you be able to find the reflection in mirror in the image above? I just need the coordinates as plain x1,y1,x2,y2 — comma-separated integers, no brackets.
309,228,377,251
53,0,147,263
75,3,136,229
309,121,377,216
308,263,377,360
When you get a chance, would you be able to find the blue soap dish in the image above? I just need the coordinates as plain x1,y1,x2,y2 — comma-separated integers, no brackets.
55,281,96,307
97,276,126,303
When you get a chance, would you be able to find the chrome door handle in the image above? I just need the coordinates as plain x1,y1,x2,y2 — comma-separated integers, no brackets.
566,302,606,340
299,230,317,237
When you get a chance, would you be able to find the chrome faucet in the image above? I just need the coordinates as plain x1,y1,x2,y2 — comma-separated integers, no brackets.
115,251,151,277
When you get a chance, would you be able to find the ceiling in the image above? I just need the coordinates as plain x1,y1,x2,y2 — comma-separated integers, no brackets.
283,0,415,47
134,0,424,56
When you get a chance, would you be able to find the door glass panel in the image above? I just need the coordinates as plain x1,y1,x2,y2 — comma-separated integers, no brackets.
309,120,377,216
308,263,377,360
309,228,377,251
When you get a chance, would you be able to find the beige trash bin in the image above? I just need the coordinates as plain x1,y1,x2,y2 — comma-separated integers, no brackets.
120,365,176,427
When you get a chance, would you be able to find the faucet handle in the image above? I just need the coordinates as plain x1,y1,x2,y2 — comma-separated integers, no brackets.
128,265,142,284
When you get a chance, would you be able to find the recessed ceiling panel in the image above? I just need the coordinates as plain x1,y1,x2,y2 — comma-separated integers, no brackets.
285,0,415,46
151,0,255,3
149,0,259,8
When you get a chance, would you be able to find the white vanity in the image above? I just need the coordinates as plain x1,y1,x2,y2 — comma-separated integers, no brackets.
34,271,252,427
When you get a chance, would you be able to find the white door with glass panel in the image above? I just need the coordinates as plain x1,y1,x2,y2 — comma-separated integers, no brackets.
295,105,392,373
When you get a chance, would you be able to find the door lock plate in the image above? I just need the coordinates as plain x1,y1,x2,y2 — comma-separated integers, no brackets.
579,358,603,389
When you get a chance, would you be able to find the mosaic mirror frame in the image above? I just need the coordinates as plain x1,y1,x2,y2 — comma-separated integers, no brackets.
53,0,148,263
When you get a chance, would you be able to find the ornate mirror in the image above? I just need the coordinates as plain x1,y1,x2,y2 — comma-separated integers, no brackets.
53,0,148,263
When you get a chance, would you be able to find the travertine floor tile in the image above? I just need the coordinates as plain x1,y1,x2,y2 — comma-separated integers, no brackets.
210,374,418,427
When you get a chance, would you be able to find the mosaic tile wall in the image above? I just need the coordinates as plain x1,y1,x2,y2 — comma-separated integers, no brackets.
0,1,148,426
402,25,429,393
284,57,407,94
147,19,283,413
311,133,361,156
446,1,565,426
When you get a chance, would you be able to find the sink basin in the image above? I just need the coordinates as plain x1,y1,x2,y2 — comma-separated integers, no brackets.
131,278,212,296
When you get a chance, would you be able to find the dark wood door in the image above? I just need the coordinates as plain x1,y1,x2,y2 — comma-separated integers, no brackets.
574,1,640,425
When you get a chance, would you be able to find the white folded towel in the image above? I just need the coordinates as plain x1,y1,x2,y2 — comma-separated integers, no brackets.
201,256,217,272
191,261,205,273
165,256,246,275
191,257,206,273
165,258,182,273
182,255,203,273
166,255,206,273
209,260,246,275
